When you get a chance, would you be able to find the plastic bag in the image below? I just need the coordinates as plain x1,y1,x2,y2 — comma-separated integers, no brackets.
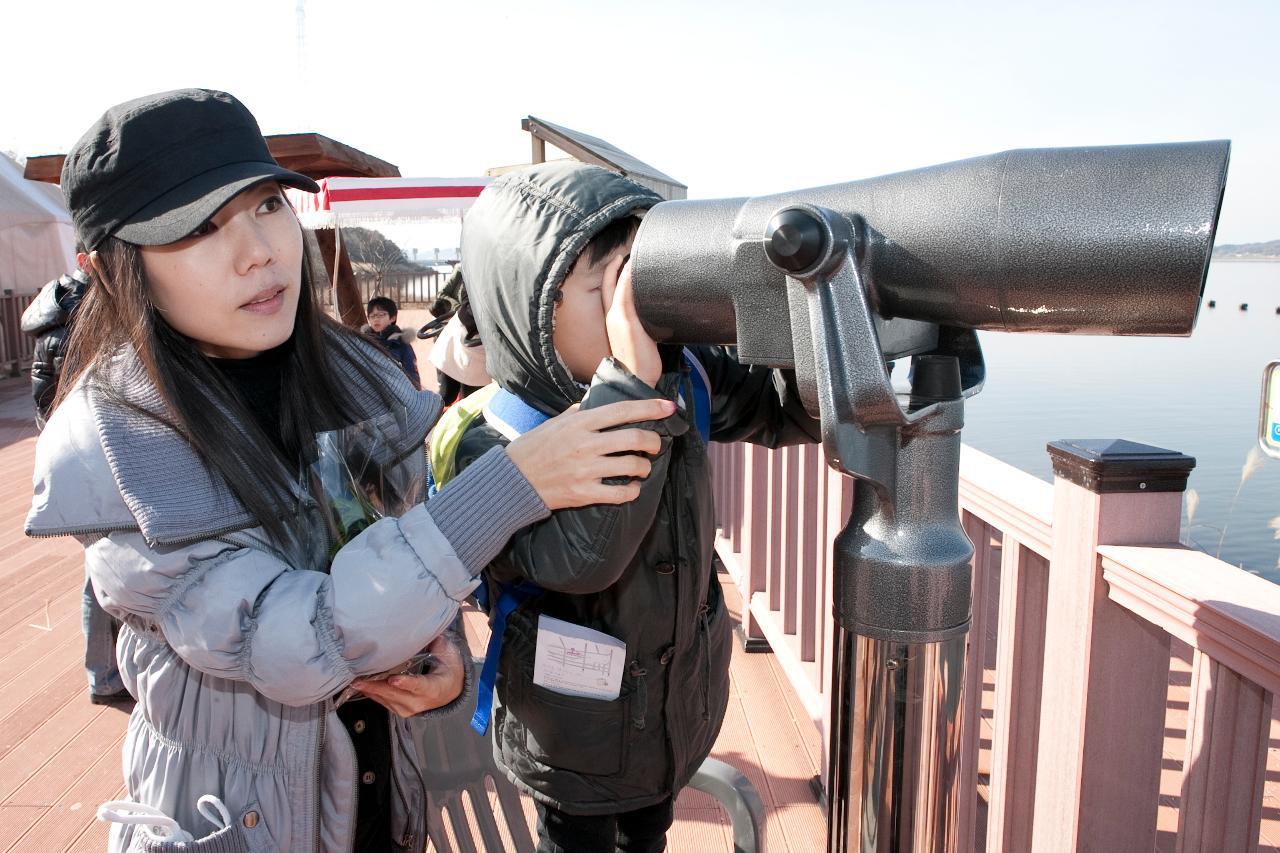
304,413,434,705
305,412,424,562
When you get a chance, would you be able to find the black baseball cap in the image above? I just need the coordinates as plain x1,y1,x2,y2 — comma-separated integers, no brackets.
61,88,320,250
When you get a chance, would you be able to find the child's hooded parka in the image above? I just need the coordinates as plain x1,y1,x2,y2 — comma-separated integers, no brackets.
453,163,820,815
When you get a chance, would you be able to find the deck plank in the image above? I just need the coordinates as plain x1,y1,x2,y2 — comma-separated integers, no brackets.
7,732,127,852
0,695,110,802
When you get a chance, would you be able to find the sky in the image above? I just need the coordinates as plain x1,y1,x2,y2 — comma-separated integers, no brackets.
2,0,1277,243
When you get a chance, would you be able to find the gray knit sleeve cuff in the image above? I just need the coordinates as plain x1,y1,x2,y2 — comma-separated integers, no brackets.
426,446,548,572
415,629,476,720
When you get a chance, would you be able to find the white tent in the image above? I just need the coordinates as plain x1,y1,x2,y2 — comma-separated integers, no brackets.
0,153,74,295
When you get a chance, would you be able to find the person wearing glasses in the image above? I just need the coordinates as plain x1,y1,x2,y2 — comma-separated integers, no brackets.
364,295,421,389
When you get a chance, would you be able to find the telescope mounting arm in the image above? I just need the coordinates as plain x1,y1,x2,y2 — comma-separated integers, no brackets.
765,204,985,503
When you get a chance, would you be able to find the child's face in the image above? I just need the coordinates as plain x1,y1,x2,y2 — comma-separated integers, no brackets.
139,181,302,360
367,307,394,333
554,233,634,384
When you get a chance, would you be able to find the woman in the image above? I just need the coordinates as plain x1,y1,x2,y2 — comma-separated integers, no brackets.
25,88,671,853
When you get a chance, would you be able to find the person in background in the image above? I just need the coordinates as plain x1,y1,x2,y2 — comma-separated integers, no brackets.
424,266,488,404
21,258,129,706
364,295,421,389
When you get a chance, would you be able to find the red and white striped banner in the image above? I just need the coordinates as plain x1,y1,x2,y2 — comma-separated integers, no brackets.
287,176,492,227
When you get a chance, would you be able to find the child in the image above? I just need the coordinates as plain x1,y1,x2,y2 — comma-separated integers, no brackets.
26,89,674,853
436,162,819,852
364,295,421,389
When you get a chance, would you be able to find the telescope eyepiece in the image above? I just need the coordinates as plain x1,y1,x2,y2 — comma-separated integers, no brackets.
765,209,827,274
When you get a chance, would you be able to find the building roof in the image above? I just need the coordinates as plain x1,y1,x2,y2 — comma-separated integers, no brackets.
22,133,400,184
522,116,686,190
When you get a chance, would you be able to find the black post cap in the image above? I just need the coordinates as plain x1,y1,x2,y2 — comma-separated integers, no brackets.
1046,439,1196,494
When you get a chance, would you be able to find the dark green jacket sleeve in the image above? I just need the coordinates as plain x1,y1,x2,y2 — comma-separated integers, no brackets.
687,345,821,448
454,358,686,594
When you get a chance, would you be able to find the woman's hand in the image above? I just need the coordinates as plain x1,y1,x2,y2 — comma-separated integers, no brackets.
350,634,464,718
506,398,673,510
601,257,662,388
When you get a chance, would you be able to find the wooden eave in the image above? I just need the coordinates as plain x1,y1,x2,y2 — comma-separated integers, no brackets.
521,116,686,190
22,132,399,184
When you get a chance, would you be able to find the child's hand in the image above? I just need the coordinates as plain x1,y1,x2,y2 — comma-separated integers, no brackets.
350,634,464,718
602,256,662,388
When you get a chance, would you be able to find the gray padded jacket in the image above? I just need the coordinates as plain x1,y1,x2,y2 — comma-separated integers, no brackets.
25,332,548,853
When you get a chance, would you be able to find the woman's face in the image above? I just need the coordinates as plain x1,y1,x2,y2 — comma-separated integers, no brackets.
139,181,303,359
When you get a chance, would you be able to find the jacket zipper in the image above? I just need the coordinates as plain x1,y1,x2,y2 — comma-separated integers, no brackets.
24,521,144,540
404,741,427,850
663,395,687,792
312,707,327,853
316,509,351,853
628,661,648,730
698,602,712,720
388,712,421,849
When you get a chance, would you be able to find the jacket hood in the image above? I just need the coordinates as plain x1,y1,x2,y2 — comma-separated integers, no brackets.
461,162,663,415
21,271,89,336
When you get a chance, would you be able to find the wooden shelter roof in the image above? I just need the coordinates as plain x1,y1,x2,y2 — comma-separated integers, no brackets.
521,116,686,190
22,132,400,184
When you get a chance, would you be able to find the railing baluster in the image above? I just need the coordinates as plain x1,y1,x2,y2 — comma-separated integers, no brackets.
766,449,784,613
818,464,844,788
736,445,770,646
781,447,799,635
797,444,821,664
1176,651,1271,853
986,541,1049,852
957,512,995,853
737,438,747,550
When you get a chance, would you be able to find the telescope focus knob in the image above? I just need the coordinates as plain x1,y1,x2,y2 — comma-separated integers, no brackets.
765,208,827,274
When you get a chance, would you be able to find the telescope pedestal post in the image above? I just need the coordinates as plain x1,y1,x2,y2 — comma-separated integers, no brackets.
825,393,972,853
827,627,968,852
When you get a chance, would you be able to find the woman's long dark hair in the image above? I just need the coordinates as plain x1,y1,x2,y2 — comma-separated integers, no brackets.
56,221,400,547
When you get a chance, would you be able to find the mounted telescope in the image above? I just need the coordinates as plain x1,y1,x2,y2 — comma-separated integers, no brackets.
629,140,1230,853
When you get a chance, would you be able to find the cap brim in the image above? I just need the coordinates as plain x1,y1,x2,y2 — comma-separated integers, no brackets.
114,161,321,246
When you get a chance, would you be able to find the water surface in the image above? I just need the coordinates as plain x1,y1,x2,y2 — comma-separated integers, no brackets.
960,261,1280,580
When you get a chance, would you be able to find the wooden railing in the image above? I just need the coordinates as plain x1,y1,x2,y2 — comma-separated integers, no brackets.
0,290,38,377
317,271,445,312
708,440,1279,852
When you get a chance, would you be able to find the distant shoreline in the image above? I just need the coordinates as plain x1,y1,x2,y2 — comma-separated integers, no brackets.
1213,256,1280,262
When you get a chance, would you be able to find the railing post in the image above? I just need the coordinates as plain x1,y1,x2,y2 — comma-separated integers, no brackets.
1029,439,1194,853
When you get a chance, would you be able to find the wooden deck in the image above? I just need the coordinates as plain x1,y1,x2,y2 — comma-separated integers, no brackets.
0,374,827,852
